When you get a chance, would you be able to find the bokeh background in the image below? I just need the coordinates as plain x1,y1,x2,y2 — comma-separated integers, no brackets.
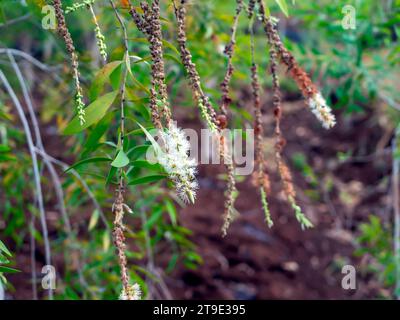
0,0,399,299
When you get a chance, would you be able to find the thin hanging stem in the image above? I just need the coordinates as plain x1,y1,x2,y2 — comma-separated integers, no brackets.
172,0,217,131
53,0,85,125
392,125,400,299
219,0,244,119
108,0,140,300
248,15,273,227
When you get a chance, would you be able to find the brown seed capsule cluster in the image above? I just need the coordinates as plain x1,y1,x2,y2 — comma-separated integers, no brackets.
248,11,273,227
251,64,271,189
172,0,238,236
54,0,76,64
255,0,313,228
112,186,134,300
220,0,244,118
220,135,238,237
247,0,256,18
173,0,218,130
129,0,172,129
262,14,317,99
53,0,85,124
257,0,335,132
266,8,298,209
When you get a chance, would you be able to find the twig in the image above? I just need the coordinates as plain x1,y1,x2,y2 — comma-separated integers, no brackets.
29,219,38,300
392,125,400,299
0,48,61,75
219,0,243,118
108,0,129,52
0,13,30,28
0,69,53,300
109,0,141,300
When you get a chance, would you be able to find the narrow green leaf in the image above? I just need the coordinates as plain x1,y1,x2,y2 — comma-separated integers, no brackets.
144,207,163,230
111,149,129,168
131,160,162,171
127,145,150,160
88,209,100,231
110,63,123,90
275,0,289,17
82,112,113,155
165,199,177,225
0,255,9,264
130,55,151,66
127,70,150,94
0,266,19,273
102,231,110,252
164,53,182,65
136,123,162,156
105,166,118,186
63,91,118,135
0,241,11,257
89,61,122,100
64,157,111,173
166,253,179,273
126,126,153,137
128,174,166,186
162,40,180,55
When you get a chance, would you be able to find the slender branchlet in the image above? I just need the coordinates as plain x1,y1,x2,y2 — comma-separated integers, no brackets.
264,10,313,229
112,187,141,300
221,154,238,237
53,0,85,125
260,186,273,227
65,0,95,13
66,1,108,62
257,0,335,129
217,0,245,236
249,15,273,227
247,0,256,18
172,0,217,131
88,4,108,62
219,0,244,118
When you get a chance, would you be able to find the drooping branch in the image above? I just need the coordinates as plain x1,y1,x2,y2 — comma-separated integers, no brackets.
129,0,172,129
257,0,335,129
172,0,217,131
53,0,86,125
219,0,244,119
248,15,273,227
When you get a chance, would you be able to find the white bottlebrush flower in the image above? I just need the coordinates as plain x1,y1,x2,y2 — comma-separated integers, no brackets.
119,283,141,300
308,92,336,129
157,124,198,203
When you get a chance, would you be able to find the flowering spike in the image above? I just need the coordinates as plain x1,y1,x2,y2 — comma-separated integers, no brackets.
119,283,141,300
308,92,336,129
260,187,273,228
289,196,313,229
157,124,198,203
